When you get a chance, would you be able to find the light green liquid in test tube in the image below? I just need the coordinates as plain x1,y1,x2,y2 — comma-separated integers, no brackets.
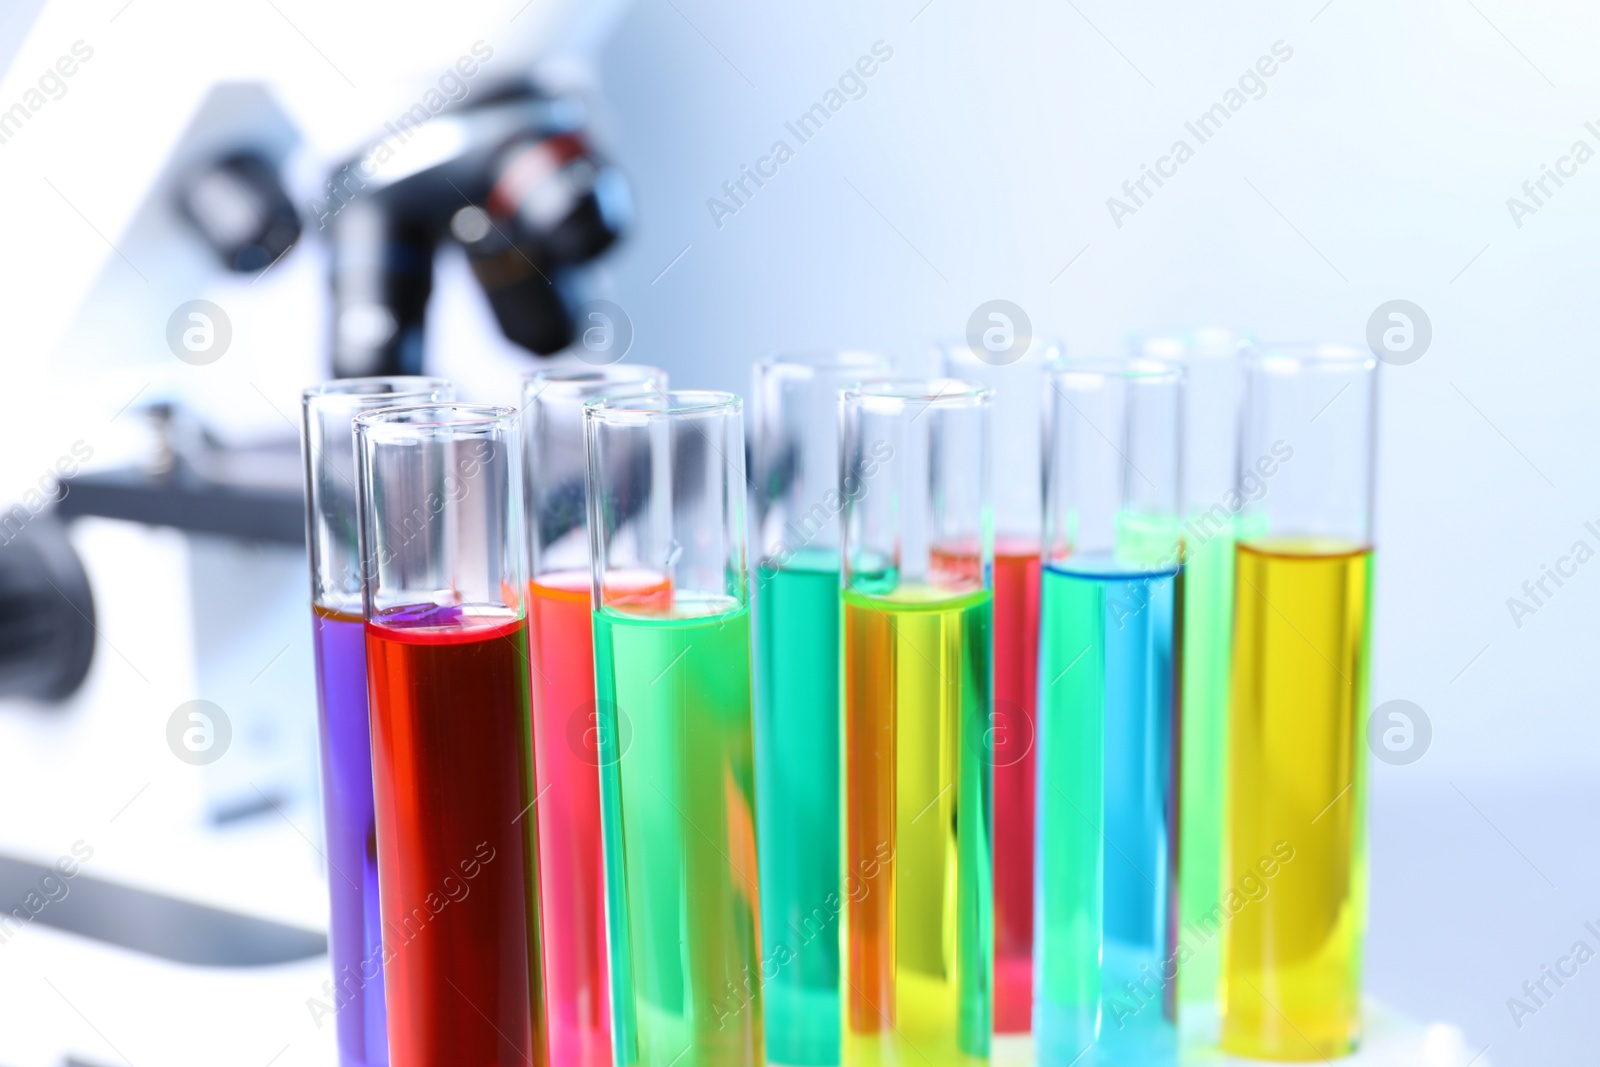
1176,513,1235,1018
594,597,763,1067
1134,329,1248,1036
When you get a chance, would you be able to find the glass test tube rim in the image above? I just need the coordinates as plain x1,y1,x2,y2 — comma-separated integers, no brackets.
1044,354,1184,385
353,402,519,441
1242,340,1376,375
302,375,454,408
1129,327,1253,362
842,375,992,411
584,388,741,424
521,363,667,402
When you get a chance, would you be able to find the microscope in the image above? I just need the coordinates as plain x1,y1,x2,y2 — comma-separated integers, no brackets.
324,81,629,377
170,81,629,379
49,78,631,820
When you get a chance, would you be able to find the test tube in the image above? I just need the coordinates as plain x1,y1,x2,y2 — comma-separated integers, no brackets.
1221,344,1376,1060
748,350,890,1067
839,378,993,1067
521,364,666,1067
354,404,546,1067
1134,329,1245,1033
1037,358,1183,1065
300,375,451,1067
584,391,762,1066
942,339,1059,1040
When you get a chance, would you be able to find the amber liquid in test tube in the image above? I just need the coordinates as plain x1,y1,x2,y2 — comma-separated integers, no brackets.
840,379,993,1067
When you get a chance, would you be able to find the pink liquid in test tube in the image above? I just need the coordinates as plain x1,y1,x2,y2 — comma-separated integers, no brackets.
522,365,666,1065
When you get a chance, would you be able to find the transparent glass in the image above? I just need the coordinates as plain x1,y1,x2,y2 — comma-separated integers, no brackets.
299,376,451,1067
519,363,665,1067
1222,344,1377,1060
749,351,889,1066
941,341,1059,1037
303,376,452,614
1037,358,1183,1065
1042,358,1184,566
585,390,748,611
524,364,667,581
1234,343,1375,545
940,340,1059,543
584,391,762,1066
841,378,992,595
356,404,527,620
353,404,545,1067
839,379,993,1066
1132,329,1247,513
752,350,892,563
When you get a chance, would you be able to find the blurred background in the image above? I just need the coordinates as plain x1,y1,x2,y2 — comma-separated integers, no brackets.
0,0,1594,1064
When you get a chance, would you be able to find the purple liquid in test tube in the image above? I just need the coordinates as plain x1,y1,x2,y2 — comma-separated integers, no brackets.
311,607,385,1056
301,377,451,1067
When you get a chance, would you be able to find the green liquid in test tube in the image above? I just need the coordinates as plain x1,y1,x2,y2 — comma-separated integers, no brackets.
585,391,764,1067
1138,329,1245,1039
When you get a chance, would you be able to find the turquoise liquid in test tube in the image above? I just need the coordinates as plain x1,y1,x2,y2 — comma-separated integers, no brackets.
1036,358,1184,1065
749,351,890,1067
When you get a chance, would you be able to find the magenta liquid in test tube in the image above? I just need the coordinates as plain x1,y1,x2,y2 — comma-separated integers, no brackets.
300,376,451,1067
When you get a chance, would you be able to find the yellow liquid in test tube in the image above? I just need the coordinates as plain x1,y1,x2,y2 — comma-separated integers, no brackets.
1222,538,1372,1061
